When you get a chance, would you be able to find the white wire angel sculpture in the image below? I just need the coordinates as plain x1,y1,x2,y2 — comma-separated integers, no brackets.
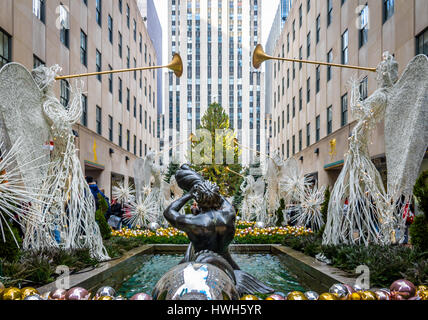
323,52,428,245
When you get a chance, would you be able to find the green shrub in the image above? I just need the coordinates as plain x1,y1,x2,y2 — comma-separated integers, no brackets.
0,222,22,261
320,186,330,225
275,199,286,227
413,170,428,220
410,215,428,251
96,193,112,240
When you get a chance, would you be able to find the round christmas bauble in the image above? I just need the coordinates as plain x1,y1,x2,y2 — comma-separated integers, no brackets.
390,279,416,299
65,287,90,300
130,293,153,300
318,293,339,300
286,291,308,300
240,295,260,300
2,287,22,300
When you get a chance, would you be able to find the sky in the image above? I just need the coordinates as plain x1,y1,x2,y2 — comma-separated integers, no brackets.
153,0,280,68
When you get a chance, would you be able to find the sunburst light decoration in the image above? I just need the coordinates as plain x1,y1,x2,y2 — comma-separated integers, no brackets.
112,181,135,204
0,138,49,246
292,185,326,231
123,188,159,228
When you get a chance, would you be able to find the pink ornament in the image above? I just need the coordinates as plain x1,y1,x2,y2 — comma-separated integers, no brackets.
65,287,90,300
49,288,67,300
374,289,391,300
343,284,355,294
390,280,416,300
130,293,153,300
266,294,286,300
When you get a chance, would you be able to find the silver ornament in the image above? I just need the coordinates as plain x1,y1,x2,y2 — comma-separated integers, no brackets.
149,222,160,231
255,221,265,229
304,291,319,300
24,294,44,300
329,283,349,299
96,286,116,298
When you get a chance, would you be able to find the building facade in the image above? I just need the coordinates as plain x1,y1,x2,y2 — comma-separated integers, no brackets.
162,0,266,167
0,0,159,198
270,0,428,188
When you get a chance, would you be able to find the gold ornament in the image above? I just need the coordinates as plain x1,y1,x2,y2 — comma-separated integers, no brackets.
0,282,4,299
360,291,377,300
2,287,22,300
21,287,40,299
318,293,339,300
287,291,308,300
240,295,260,300
418,290,428,300
349,292,362,300
97,295,114,301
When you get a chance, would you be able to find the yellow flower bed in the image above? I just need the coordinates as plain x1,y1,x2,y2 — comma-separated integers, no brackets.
111,223,312,240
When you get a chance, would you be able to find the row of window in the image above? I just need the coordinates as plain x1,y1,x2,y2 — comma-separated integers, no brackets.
273,77,369,153
81,94,155,155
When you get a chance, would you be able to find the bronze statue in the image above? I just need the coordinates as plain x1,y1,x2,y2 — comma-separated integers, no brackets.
163,165,274,296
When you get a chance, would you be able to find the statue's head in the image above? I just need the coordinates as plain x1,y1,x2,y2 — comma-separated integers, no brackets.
376,52,399,87
194,181,222,210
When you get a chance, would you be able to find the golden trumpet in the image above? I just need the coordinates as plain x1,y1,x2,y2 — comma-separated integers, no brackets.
55,53,183,80
252,44,376,72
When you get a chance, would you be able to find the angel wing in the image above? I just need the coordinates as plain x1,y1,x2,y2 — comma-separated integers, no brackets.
253,177,266,196
0,63,51,191
385,54,428,195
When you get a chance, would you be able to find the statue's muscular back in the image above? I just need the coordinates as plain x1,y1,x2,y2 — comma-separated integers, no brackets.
186,204,236,256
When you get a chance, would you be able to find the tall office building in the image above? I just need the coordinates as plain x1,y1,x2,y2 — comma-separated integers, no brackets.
138,0,162,115
270,0,428,187
0,0,159,197
162,0,266,166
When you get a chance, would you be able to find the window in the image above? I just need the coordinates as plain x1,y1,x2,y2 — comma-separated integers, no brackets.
292,97,296,118
360,76,368,99
299,46,303,69
108,116,113,141
81,94,88,127
299,130,303,152
59,5,69,48
118,32,122,57
139,140,142,157
307,78,311,102
139,105,142,124
316,115,320,142
126,4,130,28
133,19,137,41
96,50,102,82
341,94,348,126
33,0,45,23
292,135,296,155
118,123,123,147
126,88,130,111
108,65,113,93
282,110,285,129
133,135,137,155
108,15,113,43
60,80,70,108
316,15,320,43
299,88,303,111
96,0,102,26
383,0,394,23
33,55,45,69
327,0,333,26
342,30,348,64
416,28,428,56
96,106,102,135
287,104,290,123
306,123,311,147
119,0,122,13
0,29,11,68
118,78,122,103
327,106,333,135
126,130,130,151
316,66,320,93
359,5,369,48
299,5,302,27
133,97,137,118
287,140,290,158
307,0,311,12
292,20,295,40
327,50,333,81
307,32,311,57
80,31,87,66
